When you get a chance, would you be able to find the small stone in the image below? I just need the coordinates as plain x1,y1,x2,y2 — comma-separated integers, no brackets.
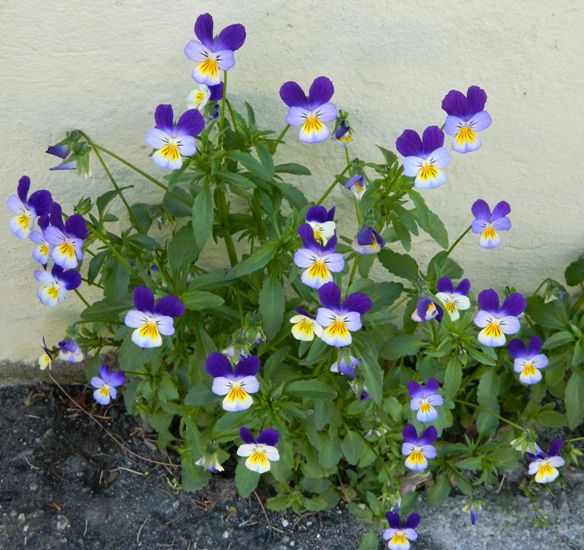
17,513,25,523
56,515,70,531
289,541,295,547
222,531,229,539
306,521,313,527
281,519,289,528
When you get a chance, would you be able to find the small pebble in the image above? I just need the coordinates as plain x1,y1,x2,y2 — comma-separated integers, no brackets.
222,531,229,539
281,519,289,528
306,521,313,527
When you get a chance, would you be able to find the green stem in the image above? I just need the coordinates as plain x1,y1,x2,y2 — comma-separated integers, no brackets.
347,256,359,290
218,71,228,146
388,294,409,313
316,165,350,205
344,146,351,168
74,289,90,308
215,183,238,267
272,124,290,152
90,227,135,272
454,399,524,432
81,277,104,290
446,225,472,257
566,436,584,443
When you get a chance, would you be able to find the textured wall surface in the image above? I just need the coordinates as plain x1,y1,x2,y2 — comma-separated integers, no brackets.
1,0,583,362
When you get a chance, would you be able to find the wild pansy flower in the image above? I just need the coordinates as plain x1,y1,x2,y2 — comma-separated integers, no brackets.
508,336,549,385
471,199,511,249
184,13,246,85
435,277,471,321
526,439,565,483
330,355,370,401
474,289,526,347
334,117,353,147
195,453,225,473
57,339,83,363
305,205,336,245
407,378,443,423
463,502,483,525
396,126,451,190
345,174,366,200
186,83,224,111
352,226,385,255
30,215,51,266
124,286,185,348
290,307,323,341
7,176,52,240
35,265,81,307
46,144,76,171
402,424,437,472
442,85,492,153
205,352,260,412
316,282,372,347
90,365,126,405
237,427,280,474
294,224,344,289
383,512,420,550
279,76,337,143
43,203,88,270
411,297,443,323
145,104,205,171
38,340,52,370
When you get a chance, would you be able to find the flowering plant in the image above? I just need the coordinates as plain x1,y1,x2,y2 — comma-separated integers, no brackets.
9,12,584,548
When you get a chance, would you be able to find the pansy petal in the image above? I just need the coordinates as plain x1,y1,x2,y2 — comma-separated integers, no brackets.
215,49,235,71
257,428,280,446
17,175,31,202
469,110,492,132
176,109,205,137
477,289,499,312
401,156,424,177
471,199,491,221
456,278,471,295
308,76,334,107
426,147,451,169
402,424,418,442
500,315,521,335
64,215,88,240
133,286,155,313
436,277,454,293
239,427,256,444
145,128,170,149
279,81,308,108
342,292,372,315
215,23,246,51
236,443,255,457
154,296,185,318
502,293,526,317
285,106,310,126
420,426,438,445
441,89,467,117
58,269,81,290
405,513,421,529
194,13,214,48
466,85,488,115
154,104,174,132
421,126,445,154
396,129,422,157
491,200,511,220
154,315,175,336
507,339,527,359
548,439,564,457
234,355,260,377
205,352,233,378
28,190,53,216
318,282,342,311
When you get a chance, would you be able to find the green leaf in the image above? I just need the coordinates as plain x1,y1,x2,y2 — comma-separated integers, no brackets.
101,259,130,303
409,190,449,248
87,250,108,285
130,203,152,234
80,299,129,323
184,384,216,406
476,369,500,436
565,368,584,429
259,277,285,339
354,342,383,404
359,531,380,550
235,460,260,498
565,258,584,286
378,248,420,282
168,223,199,275
319,433,343,470
443,359,463,399
274,162,311,175
381,335,424,360
158,373,179,404
286,380,337,400
534,409,568,428
527,296,569,330
225,241,279,281
427,251,464,282
377,146,398,166
221,171,256,190
163,188,192,217
304,496,329,511
426,474,451,506
254,142,275,176
544,331,575,349
182,290,225,311
181,455,210,492
192,182,214,250
272,180,307,209
341,431,365,465
227,150,272,181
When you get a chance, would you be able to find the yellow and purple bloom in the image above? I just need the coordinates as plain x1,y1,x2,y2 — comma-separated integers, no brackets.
352,226,385,255
186,83,224,111
124,286,185,348
30,215,51,266
38,339,52,370
471,199,511,249
237,427,280,474
442,85,492,153
330,355,370,401
435,277,471,321
57,339,84,363
407,378,443,423
46,144,76,171
7,176,52,240
463,501,483,525
205,352,260,412
279,76,338,143
90,364,126,405
411,297,443,323
145,104,205,171
316,282,372,347
508,336,549,385
474,289,526,347
43,203,88,270
333,113,353,146
345,174,366,200
294,224,345,289
290,307,323,342
383,512,420,550
35,265,81,307
195,453,225,474
526,439,565,483
305,205,336,245
184,13,246,86
402,424,437,472
396,126,451,190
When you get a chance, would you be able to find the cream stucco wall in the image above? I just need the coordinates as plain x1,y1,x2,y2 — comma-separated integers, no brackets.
1,0,583,362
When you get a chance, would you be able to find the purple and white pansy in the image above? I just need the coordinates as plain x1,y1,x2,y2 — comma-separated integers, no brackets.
279,76,338,143
124,286,185,348
396,126,451,190
471,199,511,249
435,277,471,321
334,118,353,146
294,224,345,289
205,352,260,412
383,512,420,550
352,226,385,255
316,282,372,347
290,307,323,342
7,176,52,240
402,424,437,472
184,13,246,86
330,355,370,401
30,215,51,266
508,336,549,385
35,265,81,307
526,439,565,484
43,203,88,270
442,85,492,153
46,144,76,171
90,365,126,406
145,104,205,170
305,205,336,245
237,427,280,474
57,339,84,363
474,289,526,347
407,378,443,423
186,83,223,111
411,297,443,323
345,174,367,200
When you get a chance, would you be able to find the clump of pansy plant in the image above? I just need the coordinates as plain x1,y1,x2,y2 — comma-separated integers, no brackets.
11,12,582,549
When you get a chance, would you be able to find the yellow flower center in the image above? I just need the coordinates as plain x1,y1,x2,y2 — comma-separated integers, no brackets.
307,260,330,280
295,318,315,336
456,125,477,145
45,285,60,301
535,462,557,482
199,57,219,79
226,383,249,404
481,225,497,241
302,115,324,135
325,319,350,339
484,320,503,338
522,362,537,377
98,385,111,399
138,321,160,340
159,143,181,161
419,163,439,181
194,90,206,106
444,300,457,314
39,244,50,256
407,448,425,465
419,400,433,414
249,449,269,468
58,241,76,259
390,532,408,546
17,213,31,231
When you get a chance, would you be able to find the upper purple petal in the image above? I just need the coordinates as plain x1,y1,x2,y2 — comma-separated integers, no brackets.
306,205,330,224
396,129,422,157
58,339,79,353
154,296,186,317
419,426,438,445
407,381,423,398
456,278,471,295
441,89,468,117
205,352,233,378
421,126,444,155
133,286,155,313
355,227,384,247
466,86,488,116
234,355,260,377
28,190,53,216
154,104,174,132
477,289,500,313
321,234,338,254
548,438,563,457
176,109,205,137
507,338,527,359
501,293,526,317
215,23,246,51
208,83,224,102
528,336,543,355
386,512,401,529
58,268,81,290
405,513,421,529
436,277,454,293
64,215,88,240
471,199,491,221
425,378,440,394
194,13,214,48
295,306,311,317
307,76,334,108
17,176,30,203
239,426,256,444
345,174,365,190
279,81,308,108
491,201,511,221
318,282,342,311
37,215,50,231
46,145,69,159
298,223,320,250
402,424,418,443
101,366,125,387
48,202,65,230
342,292,372,315
257,428,280,446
